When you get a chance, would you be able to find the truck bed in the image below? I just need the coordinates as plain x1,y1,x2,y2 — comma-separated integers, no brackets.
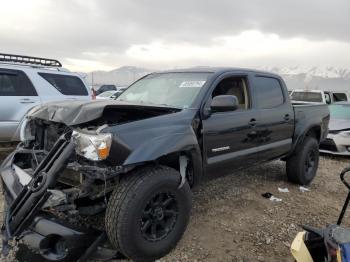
292,102,330,143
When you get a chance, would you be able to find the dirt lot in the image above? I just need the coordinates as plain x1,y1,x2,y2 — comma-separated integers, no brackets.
0,148,349,261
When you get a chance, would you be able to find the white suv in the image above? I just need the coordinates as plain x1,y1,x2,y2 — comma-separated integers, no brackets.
0,53,93,142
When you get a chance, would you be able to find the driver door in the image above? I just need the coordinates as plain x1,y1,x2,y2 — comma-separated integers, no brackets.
202,74,260,179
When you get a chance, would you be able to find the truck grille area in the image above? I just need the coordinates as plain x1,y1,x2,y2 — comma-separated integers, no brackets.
32,120,72,152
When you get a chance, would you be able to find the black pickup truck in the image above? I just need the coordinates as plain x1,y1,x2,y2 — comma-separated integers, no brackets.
0,68,329,261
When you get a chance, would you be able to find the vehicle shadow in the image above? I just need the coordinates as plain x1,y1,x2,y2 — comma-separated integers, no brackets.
15,244,47,262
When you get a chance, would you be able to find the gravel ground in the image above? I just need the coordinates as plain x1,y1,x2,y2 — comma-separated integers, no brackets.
0,148,349,261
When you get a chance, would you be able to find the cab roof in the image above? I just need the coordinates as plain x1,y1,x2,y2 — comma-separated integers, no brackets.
154,66,280,77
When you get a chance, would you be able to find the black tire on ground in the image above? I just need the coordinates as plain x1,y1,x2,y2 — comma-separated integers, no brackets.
286,136,319,185
105,165,192,261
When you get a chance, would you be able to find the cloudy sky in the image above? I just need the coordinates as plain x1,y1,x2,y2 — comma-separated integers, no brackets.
1,0,350,72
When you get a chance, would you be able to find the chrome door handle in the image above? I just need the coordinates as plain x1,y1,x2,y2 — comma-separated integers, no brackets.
19,99,35,104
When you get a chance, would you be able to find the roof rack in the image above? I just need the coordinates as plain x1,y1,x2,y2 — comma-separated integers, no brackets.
0,53,62,67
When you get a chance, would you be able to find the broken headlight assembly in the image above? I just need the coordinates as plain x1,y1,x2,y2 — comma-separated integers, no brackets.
72,130,112,161
20,105,42,143
20,118,35,143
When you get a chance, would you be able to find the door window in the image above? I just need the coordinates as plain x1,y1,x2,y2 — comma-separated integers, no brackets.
212,76,250,110
333,93,348,102
254,76,284,109
0,70,37,96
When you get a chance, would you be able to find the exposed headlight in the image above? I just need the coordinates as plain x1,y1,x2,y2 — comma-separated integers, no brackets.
72,131,112,161
20,105,42,143
20,118,34,143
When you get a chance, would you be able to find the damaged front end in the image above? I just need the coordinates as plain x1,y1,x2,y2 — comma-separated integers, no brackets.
1,120,125,261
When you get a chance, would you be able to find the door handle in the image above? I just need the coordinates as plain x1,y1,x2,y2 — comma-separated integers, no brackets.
19,98,35,104
284,114,290,121
249,118,257,127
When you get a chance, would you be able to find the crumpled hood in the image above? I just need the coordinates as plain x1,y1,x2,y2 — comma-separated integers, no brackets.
28,100,179,126
329,118,350,131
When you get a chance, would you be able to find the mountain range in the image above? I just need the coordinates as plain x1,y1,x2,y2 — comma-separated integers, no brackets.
86,66,350,92
86,66,151,89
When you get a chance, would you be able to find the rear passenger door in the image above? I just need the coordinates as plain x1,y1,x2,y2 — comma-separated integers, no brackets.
0,69,41,141
251,75,294,161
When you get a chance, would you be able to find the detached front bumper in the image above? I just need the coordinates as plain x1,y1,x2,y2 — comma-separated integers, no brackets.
1,151,32,203
0,138,107,261
320,133,350,156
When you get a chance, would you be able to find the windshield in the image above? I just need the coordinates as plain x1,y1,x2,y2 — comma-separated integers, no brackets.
330,104,350,119
117,72,213,108
98,91,115,97
291,91,323,102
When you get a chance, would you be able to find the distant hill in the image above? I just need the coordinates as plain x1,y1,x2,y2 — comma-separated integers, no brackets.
86,66,151,88
262,66,350,92
86,65,350,92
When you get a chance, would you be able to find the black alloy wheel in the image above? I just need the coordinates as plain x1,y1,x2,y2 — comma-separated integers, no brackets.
140,192,178,242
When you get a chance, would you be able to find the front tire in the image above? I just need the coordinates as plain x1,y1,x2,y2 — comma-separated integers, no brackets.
286,136,319,185
105,166,192,261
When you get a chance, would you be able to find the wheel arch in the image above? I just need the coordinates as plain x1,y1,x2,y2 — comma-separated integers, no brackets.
155,149,203,188
304,125,321,142
121,130,203,188
285,125,321,160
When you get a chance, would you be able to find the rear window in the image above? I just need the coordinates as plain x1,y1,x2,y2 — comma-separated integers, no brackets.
291,92,323,102
39,73,88,96
333,93,348,102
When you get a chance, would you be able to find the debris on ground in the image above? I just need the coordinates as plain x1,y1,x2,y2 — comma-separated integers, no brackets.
270,196,282,202
299,186,311,192
278,187,289,193
261,192,282,202
262,192,273,199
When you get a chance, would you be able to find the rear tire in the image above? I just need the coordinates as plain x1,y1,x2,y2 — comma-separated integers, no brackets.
286,136,319,185
105,166,192,261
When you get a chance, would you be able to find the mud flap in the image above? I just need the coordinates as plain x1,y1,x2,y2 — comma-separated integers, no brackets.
178,155,188,189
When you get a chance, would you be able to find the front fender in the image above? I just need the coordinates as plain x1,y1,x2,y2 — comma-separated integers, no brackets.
124,130,200,165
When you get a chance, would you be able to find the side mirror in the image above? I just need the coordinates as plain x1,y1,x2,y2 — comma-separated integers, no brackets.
210,95,239,112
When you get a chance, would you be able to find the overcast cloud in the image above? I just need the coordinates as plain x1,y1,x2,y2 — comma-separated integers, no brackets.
0,0,350,71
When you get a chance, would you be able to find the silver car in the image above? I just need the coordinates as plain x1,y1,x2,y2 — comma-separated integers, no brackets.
320,102,350,155
0,53,92,142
